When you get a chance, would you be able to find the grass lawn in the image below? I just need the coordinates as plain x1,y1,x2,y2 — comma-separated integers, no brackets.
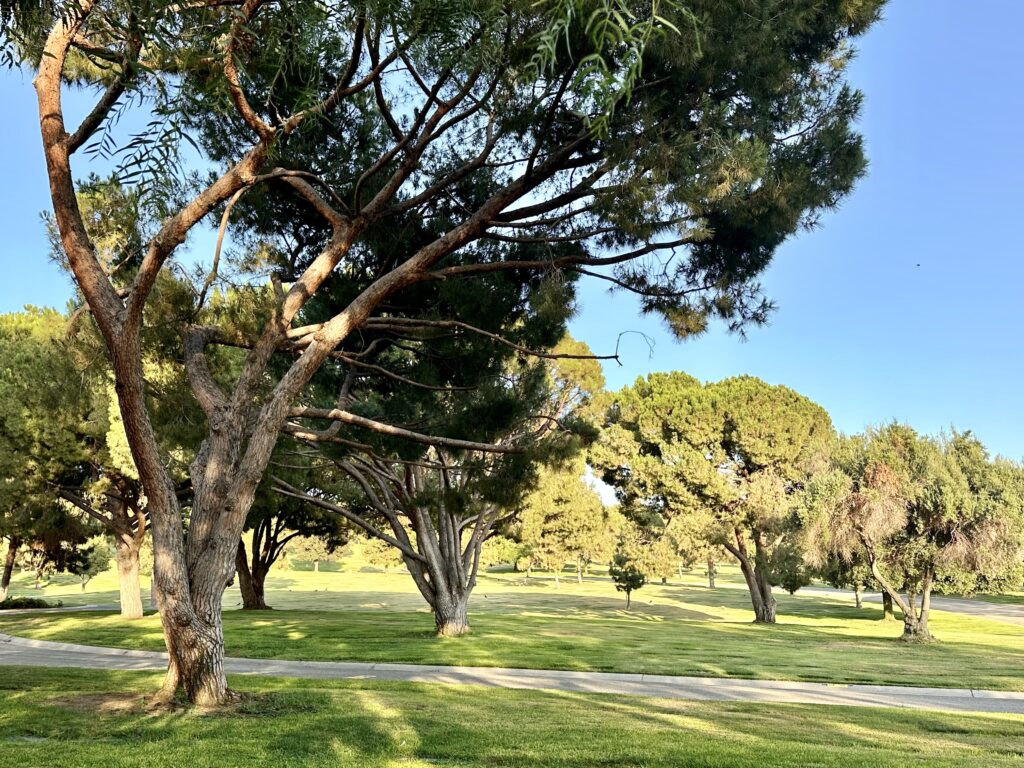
4,567,1024,691
1,666,1023,768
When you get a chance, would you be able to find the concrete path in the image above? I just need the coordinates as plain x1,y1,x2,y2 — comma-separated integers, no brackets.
3,632,1023,714
799,587,1024,627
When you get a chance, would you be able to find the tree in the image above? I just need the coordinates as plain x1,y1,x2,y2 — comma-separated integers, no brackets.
235,468,351,609
275,345,598,636
287,535,340,573
519,459,616,585
594,373,834,622
478,535,524,571
76,537,113,591
806,426,1024,641
359,535,406,573
0,537,19,602
609,544,646,609
9,0,881,703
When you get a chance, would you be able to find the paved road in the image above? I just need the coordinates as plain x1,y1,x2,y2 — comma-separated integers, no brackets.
3,632,1023,714
797,587,1024,626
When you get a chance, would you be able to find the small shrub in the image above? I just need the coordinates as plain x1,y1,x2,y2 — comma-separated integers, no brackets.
0,596,62,610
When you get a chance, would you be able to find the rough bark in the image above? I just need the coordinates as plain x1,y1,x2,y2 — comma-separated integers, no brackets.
434,591,471,636
0,536,20,602
854,584,863,609
707,557,716,589
882,591,895,621
115,538,144,619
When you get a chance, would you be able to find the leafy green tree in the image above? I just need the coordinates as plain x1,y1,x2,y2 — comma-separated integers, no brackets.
235,465,351,609
359,535,407,573
806,426,1024,641
519,458,617,586
594,372,834,622
275,344,601,636
76,537,113,591
609,544,646,610
11,0,881,703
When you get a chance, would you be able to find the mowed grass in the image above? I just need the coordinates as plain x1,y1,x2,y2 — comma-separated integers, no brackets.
1,667,1024,768
4,567,1024,691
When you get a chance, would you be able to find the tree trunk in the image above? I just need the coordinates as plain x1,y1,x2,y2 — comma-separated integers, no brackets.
115,539,144,619
576,562,583,583
901,576,934,642
235,540,269,610
707,557,716,590
624,590,631,610
434,592,471,637
736,553,776,623
0,536,19,602
553,568,560,588
882,591,895,621
313,559,320,573
854,584,863,609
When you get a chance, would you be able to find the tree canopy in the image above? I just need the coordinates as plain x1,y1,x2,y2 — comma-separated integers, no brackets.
7,0,883,704
594,372,834,622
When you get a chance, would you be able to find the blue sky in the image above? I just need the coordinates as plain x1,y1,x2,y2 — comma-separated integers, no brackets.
1,2,1022,459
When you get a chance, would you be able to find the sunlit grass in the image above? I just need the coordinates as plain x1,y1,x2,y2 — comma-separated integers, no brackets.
4,566,1024,691
1,666,1023,768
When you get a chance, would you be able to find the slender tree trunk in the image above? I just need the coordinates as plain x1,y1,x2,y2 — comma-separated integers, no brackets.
707,557,716,590
553,567,560,588
0,536,20,602
901,574,934,641
882,591,895,621
235,540,269,610
624,590,631,610
576,562,583,583
115,539,144,619
854,583,863,609
313,559,320,573
736,554,776,623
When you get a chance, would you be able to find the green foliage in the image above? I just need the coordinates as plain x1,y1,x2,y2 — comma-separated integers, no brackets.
608,544,646,606
479,535,525,570
0,595,60,610
74,537,113,588
807,425,1024,602
518,458,617,577
358,535,407,573
593,372,834,614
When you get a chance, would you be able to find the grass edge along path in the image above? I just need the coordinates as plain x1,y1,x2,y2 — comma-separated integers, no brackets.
3,603,1024,693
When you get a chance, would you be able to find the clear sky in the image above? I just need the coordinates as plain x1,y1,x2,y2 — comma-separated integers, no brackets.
1,2,1022,459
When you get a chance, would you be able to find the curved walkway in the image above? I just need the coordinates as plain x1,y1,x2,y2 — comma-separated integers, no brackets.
3,632,1023,714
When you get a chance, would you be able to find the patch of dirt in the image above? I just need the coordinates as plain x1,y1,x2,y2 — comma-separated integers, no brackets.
49,693,149,715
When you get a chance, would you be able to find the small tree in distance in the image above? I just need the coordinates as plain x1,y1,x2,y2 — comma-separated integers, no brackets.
609,547,646,610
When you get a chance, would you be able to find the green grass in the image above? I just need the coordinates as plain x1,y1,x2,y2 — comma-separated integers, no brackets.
1,667,1023,768
972,592,1024,607
4,568,1024,691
